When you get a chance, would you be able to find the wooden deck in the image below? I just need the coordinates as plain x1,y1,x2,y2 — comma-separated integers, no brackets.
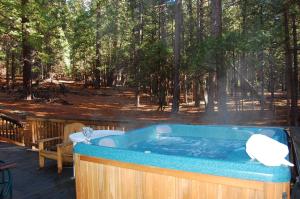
0,142,75,199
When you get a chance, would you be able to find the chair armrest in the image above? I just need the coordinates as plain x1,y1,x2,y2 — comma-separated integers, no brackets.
0,162,16,170
37,137,61,143
57,141,73,149
57,141,73,153
38,137,62,151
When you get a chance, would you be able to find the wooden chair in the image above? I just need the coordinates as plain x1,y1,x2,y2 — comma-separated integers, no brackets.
38,122,85,174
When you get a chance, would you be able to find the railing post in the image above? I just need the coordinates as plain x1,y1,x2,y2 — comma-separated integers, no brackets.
31,120,37,147
22,121,32,147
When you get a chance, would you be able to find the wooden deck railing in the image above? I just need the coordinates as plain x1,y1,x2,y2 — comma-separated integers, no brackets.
26,117,148,148
0,115,150,148
0,114,24,146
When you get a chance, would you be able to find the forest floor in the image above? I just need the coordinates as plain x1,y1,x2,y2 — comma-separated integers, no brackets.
0,79,293,126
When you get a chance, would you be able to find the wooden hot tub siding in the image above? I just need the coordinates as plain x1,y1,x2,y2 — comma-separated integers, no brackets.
75,154,290,199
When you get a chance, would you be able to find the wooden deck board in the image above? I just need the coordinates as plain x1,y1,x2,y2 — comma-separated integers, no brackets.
0,142,75,199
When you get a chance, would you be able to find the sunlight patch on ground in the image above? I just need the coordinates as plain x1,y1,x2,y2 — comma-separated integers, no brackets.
0,87,290,126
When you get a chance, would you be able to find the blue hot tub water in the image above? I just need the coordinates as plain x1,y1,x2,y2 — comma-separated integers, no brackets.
74,124,291,182
128,136,246,160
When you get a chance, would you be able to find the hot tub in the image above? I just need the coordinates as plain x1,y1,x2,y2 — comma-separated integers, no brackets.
74,124,291,199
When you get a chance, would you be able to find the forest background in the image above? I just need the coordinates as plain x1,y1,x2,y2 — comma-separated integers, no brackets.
0,0,299,126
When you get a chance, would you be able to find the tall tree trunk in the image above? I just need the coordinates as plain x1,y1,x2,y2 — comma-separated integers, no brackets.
196,0,204,43
291,13,298,126
134,0,144,107
159,0,167,43
233,55,238,111
184,75,188,104
137,1,144,107
130,2,136,105
44,32,52,80
195,0,204,107
211,0,226,113
158,0,167,110
259,51,265,112
94,1,101,89
187,0,194,50
206,72,215,112
180,1,185,106
11,51,16,89
22,0,32,100
240,0,247,98
283,8,293,124
5,47,10,89
108,0,120,87
259,5,265,112
186,0,192,105
172,0,182,113
194,79,200,107
269,53,275,110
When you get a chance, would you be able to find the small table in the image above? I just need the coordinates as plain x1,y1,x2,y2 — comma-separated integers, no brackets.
0,161,16,199
0,162,16,170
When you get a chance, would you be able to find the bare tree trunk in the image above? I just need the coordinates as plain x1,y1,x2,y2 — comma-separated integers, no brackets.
231,50,238,111
291,13,298,126
194,0,204,108
130,7,137,105
94,1,101,89
136,72,141,107
137,1,144,107
184,75,188,104
259,6,265,112
107,0,120,87
206,72,215,112
186,0,193,106
11,51,16,89
269,53,275,110
283,8,293,124
5,48,10,89
259,51,265,112
22,0,32,100
187,0,194,50
172,0,182,113
240,0,247,98
44,32,52,80
200,79,207,107
158,0,167,110
234,61,238,111
182,0,193,104
196,0,204,43
240,53,247,98
194,78,201,107
159,0,167,43
211,0,227,113
134,0,144,107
